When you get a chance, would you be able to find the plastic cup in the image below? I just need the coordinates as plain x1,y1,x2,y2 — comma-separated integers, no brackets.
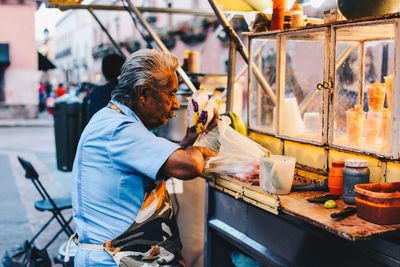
283,97,304,136
382,108,390,146
384,75,393,111
364,111,382,144
303,112,322,137
367,83,386,112
346,107,365,145
259,155,296,195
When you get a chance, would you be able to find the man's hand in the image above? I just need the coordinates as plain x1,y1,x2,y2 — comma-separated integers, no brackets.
179,125,198,149
205,108,219,134
191,146,218,159
179,108,219,149
159,146,218,180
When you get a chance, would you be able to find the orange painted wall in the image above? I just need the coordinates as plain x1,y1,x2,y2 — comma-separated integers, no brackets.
0,3,37,71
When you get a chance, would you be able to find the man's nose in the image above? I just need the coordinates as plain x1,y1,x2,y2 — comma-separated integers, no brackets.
172,95,180,110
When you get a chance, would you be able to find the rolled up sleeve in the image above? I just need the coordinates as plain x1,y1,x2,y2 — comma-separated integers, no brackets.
107,121,180,180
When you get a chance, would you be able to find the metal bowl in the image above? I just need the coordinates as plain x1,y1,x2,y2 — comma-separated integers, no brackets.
337,0,400,20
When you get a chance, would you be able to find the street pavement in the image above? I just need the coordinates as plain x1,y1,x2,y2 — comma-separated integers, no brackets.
0,112,74,266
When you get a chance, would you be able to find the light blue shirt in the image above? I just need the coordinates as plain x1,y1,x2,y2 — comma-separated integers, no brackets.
71,100,180,266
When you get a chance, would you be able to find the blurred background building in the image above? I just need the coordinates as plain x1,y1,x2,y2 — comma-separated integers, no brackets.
0,0,41,119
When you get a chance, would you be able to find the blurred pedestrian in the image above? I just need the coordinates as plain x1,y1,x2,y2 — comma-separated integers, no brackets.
45,82,52,97
38,83,46,112
55,83,67,98
88,53,125,120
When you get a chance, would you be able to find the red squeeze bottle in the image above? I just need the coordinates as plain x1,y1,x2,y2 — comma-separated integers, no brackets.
328,161,345,195
271,0,285,31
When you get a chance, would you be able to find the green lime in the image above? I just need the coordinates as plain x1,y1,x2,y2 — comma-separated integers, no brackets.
324,200,337,209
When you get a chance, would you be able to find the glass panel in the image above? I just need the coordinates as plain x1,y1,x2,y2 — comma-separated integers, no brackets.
280,38,324,142
333,24,395,154
249,39,277,133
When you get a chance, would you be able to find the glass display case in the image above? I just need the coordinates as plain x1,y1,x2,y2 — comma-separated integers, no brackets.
248,16,400,158
279,29,327,143
249,36,278,134
331,21,397,157
249,28,329,144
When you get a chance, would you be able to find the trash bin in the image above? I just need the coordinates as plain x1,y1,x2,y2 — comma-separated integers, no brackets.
53,95,83,171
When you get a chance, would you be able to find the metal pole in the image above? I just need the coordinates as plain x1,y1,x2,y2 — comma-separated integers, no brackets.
226,39,236,112
208,0,276,105
88,8,127,58
124,0,197,93
48,4,245,18
208,0,248,61
233,40,269,83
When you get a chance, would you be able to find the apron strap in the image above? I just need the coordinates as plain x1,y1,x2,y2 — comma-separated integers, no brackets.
64,233,104,263
77,243,104,252
64,233,76,262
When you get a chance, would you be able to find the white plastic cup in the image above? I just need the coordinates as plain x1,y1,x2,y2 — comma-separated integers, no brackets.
303,112,322,136
259,155,296,195
283,97,304,136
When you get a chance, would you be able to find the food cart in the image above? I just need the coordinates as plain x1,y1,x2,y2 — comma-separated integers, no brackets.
47,1,400,266
204,11,400,266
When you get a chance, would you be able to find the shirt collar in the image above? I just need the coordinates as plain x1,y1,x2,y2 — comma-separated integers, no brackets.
110,99,147,128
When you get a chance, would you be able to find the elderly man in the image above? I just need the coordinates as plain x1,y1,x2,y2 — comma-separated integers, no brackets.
71,49,216,266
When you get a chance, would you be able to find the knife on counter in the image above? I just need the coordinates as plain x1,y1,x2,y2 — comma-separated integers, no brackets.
330,207,357,219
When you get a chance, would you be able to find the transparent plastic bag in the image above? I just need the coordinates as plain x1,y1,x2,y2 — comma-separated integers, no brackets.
197,117,269,185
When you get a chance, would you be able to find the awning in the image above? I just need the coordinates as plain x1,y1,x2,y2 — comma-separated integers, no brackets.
216,0,272,11
38,52,56,71
0,43,10,66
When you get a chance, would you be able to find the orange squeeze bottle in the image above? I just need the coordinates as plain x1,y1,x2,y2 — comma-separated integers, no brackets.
271,0,285,31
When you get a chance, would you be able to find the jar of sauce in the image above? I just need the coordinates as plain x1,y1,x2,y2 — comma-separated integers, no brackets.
328,161,345,195
343,159,370,204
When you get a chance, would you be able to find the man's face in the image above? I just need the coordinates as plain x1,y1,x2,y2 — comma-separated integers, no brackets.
143,74,179,129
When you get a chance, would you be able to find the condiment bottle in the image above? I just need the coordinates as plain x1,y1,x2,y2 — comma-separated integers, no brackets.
290,2,304,28
343,159,370,205
182,50,189,71
328,161,345,195
271,0,285,31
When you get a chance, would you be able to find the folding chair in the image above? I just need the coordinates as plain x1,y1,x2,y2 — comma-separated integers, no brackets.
17,156,74,249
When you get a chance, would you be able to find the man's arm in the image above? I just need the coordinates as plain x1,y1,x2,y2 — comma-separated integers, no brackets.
158,146,217,180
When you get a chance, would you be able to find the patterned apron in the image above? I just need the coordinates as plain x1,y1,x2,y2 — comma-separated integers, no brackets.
104,179,184,266
69,102,185,267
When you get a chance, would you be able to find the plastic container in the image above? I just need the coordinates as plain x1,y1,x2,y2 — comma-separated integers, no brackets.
384,75,393,111
346,105,365,145
367,82,386,112
328,161,345,195
355,182,400,225
343,159,370,204
290,3,304,28
364,110,382,144
271,0,284,30
259,155,296,195
382,108,390,146
188,51,201,73
303,112,321,136
283,97,304,136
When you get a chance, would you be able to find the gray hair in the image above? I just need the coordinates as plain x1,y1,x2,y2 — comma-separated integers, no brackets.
111,49,179,107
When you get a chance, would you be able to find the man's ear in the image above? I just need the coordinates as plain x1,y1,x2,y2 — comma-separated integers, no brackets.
137,86,148,105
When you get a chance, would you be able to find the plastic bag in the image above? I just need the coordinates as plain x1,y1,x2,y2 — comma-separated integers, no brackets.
197,117,269,185
187,88,220,133
2,240,52,267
